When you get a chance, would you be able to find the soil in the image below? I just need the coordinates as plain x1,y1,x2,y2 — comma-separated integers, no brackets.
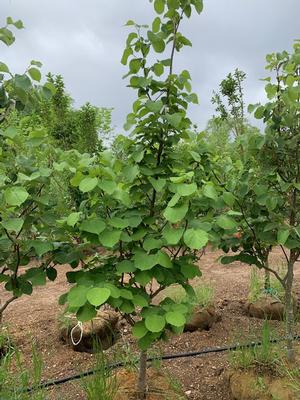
1,248,300,400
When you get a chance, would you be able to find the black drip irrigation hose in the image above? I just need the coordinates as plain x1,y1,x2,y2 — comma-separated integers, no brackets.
24,334,300,393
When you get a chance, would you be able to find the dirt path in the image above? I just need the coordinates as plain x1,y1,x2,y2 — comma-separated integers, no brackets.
1,248,300,400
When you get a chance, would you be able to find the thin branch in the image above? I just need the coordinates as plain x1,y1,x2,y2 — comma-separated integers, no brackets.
0,296,17,321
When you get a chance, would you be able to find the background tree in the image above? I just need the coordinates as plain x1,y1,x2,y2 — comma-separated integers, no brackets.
218,41,300,362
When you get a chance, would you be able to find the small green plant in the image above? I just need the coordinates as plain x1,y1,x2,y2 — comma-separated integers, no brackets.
229,321,281,374
0,344,45,400
162,283,214,308
81,344,118,400
0,327,14,358
248,266,285,303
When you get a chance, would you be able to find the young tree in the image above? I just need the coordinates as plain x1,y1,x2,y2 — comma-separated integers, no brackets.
211,68,246,139
0,17,72,324
0,18,54,126
218,41,300,362
57,1,224,397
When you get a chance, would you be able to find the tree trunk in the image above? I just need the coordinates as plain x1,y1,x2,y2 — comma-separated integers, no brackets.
264,268,270,291
136,350,147,399
285,260,295,362
0,296,16,326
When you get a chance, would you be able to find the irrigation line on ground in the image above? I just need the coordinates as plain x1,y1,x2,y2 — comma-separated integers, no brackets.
24,334,300,393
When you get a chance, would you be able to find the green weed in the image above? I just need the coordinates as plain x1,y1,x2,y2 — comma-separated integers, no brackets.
81,343,118,400
0,343,46,400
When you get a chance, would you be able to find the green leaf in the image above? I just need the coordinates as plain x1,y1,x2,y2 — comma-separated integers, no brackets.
156,251,172,268
143,237,163,251
109,217,130,229
254,106,265,119
1,218,24,232
67,212,81,227
162,225,184,245
77,303,97,322
180,263,200,279
203,183,218,200
176,182,197,196
153,63,164,76
133,295,149,308
145,100,163,113
68,286,88,308
5,187,29,206
223,192,236,207
165,113,182,129
154,0,165,14
152,17,161,33
99,230,121,247
183,229,208,249
165,311,186,327
148,177,166,192
86,287,111,306
79,177,98,193
2,127,19,139
15,74,31,90
134,250,157,271
167,193,181,207
80,219,106,235
132,321,148,338
121,47,133,65
116,260,136,274
163,202,188,223
28,67,41,82
193,0,203,13
123,165,139,183
30,241,53,257
135,271,152,286
98,180,117,195
46,267,57,281
25,268,46,286
216,215,237,230
0,62,9,73
145,314,165,333
277,229,290,245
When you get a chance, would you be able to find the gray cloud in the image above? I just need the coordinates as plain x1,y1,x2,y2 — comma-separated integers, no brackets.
1,0,299,132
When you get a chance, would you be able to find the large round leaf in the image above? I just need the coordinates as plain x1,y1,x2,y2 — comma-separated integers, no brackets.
132,321,148,339
86,287,111,306
145,314,165,333
162,225,184,245
79,177,98,193
163,203,188,223
5,187,29,206
165,311,186,327
183,228,208,249
80,218,106,235
176,183,197,197
1,218,24,232
77,303,97,322
216,215,237,230
68,286,88,308
99,230,121,247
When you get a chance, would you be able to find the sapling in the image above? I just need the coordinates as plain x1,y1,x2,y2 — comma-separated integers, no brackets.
0,17,66,324
219,41,300,362
58,0,224,398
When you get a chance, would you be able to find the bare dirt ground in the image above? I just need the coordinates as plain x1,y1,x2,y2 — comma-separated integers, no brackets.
1,248,300,400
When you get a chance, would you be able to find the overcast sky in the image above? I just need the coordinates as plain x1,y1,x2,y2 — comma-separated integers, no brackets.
1,0,299,133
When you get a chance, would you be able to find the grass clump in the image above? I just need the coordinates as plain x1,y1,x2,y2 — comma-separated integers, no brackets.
162,282,214,308
229,321,281,375
0,344,46,400
248,266,285,303
81,340,118,400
